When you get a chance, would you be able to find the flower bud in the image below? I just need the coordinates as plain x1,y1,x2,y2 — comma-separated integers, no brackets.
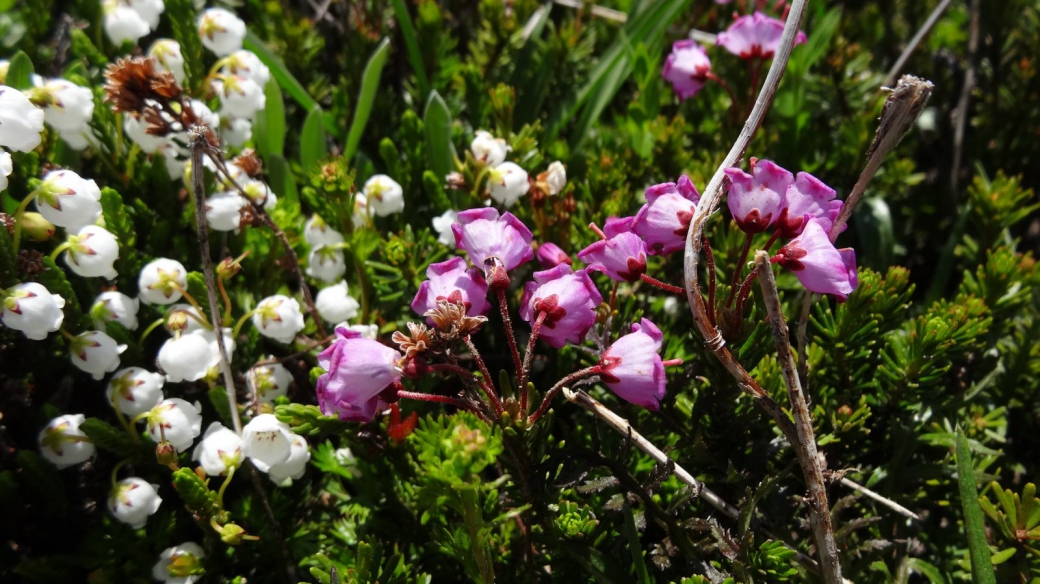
70,330,127,380
470,130,509,167
540,161,567,196
218,523,248,545
39,414,95,469
156,440,178,466
0,85,45,152
216,253,248,280
252,295,305,344
63,225,120,280
1,282,65,340
108,477,162,529
164,303,204,333
198,8,247,56
34,169,102,230
138,258,188,305
145,398,203,452
20,212,56,241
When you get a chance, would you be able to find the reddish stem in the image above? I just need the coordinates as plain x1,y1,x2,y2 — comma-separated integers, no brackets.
496,287,524,384
530,366,602,423
519,311,546,413
702,235,718,328
706,72,740,124
640,273,685,295
763,230,782,253
461,337,504,416
397,390,472,409
734,269,760,316
725,232,755,309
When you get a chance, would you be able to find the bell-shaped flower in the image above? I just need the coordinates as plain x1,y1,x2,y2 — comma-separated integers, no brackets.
0,85,45,152
486,162,529,208
108,477,162,529
772,220,857,300
536,242,571,268
38,414,95,469
253,295,305,344
363,174,404,216
212,73,265,120
776,172,843,237
193,422,242,475
30,77,95,134
544,161,566,196
1,150,12,191
241,413,294,469
106,367,165,416
129,0,164,29
519,264,603,348
70,330,127,380
221,117,252,148
1,282,65,340
470,130,509,167
247,359,293,404
599,318,670,410
662,40,712,100
239,179,276,211
197,8,246,56
63,225,120,279
411,256,490,323
205,190,246,231
431,209,458,246
201,327,236,368
264,433,310,485
91,291,139,331
152,542,205,584
102,0,151,46
304,215,344,247
578,230,649,283
124,111,167,153
34,169,102,230
315,280,360,323
164,303,205,334
145,398,203,452
306,245,346,282
221,50,270,88
148,39,186,85
158,331,212,382
725,159,793,234
632,175,700,255
716,12,807,60
452,207,534,272
138,258,188,305
316,327,402,422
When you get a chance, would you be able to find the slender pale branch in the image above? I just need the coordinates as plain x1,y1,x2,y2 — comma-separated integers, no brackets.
839,476,921,522
883,0,953,87
529,366,600,423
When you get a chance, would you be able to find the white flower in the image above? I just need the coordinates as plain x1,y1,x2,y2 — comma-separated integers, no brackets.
0,85,45,152
221,117,252,148
306,245,346,282
240,179,276,211
212,74,265,120
486,162,529,208
431,209,458,246
138,258,188,305
129,0,164,30
152,542,205,584
124,111,167,153
103,0,151,46
265,433,310,485
545,161,566,196
199,327,236,372
470,130,509,167
108,477,162,529
252,295,304,344
91,291,140,330
362,174,404,216
192,422,242,475
205,191,246,231
241,414,293,469
106,367,165,416
157,332,211,382
34,169,102,229
315,280,359,323
164,303,205,334
145,398,202,452
334,447,361,476
222,50,270,88
0,151,12,191
70,330,127,380
1,282,65,340
63,225,120,279
197,8,246,57
31,77,94,134
352,193,368,228
303,214,344,247
148,39,186,85
58,127,94,151
247,359,293,404
38,414,95,469
345,323,378,339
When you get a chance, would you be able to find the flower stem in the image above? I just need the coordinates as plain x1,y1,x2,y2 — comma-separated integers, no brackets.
217,277,234,325
170,282,214,330
11,188,41,252
109,388,139,442
519,311,546,412
529,366,601,424
725,232,755,309
48,241,73,263
397,390,473,410
706,72,740,124
733,269,760,317
639,273,685,295
138,318,166,345
110,457,131,487
217,464,236,508
495,288,524,384
232,308,260,339
461,337,504,416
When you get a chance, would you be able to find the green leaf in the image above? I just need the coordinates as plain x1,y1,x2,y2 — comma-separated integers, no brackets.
267,154,298,205
853,197,894,271
254,79,286,158
100,187,141,289
344,37,391,162
956,428,997,584
208,387,233,428
905,558,946,584
80,417,147,459
989,548,1016,565
422,169,452,212
166,0,204,90
37,257,84,329
389,0,430,99
244,31,337,137
423,91,454,181
5,51,35,89
621,505,651,584
300,106,328,172
171,467,221,521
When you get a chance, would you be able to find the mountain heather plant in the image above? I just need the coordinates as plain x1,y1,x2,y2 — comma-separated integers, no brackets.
1,1,1039,583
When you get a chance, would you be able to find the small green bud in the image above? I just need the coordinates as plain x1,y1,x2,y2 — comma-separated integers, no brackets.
22,212,57,241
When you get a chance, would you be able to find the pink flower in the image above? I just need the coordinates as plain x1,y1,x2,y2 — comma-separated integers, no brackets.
725,159,793,234
603,215,636,237
662,40,712,100
599,319,668,411
716,12,807,60
772,220,857,300
578,231,648,282
451,208,534,272
632,175,700,255
536,242,571,268
776,172,843,238
519,264,603,348
316,327,402,422
411,257,491,323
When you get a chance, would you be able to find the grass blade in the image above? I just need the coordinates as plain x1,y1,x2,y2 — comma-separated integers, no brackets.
344,38,391,162
390,0,430,100
300,106,327,171
254,78,286,158
423,90,454,181
955,427,997,584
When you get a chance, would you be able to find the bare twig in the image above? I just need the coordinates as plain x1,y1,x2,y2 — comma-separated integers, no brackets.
882,0,953,87
755,252,842,583
839,477,921,522
950,0,981,203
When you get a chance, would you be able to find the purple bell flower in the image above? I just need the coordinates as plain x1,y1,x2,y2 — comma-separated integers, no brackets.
632,175,701,255
316,327,402,422
411,257,491,324
519,264,603,348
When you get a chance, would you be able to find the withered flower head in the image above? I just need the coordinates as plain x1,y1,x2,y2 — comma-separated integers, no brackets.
424,299,487,337
0,212,15,235
150,71,182,100
392,322,432,359
104,57,160,113
17,249,45,277
233,149,263,178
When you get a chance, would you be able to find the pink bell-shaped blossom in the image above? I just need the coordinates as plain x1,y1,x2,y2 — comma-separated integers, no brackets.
519,264,602,348
536,242,571,268
603,215,636,238
725,159,793,234
716,12,807,60
578,230,649,283
633,176,700,255
772,220,857,300
599,319,674,411
662,40,712,100
451,208,534,287
411,257,491,322
316,327,402,422
776,172,843,238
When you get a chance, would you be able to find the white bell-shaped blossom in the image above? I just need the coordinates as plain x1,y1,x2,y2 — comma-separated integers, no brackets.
0,85,45,152
103,0,151,46
303,215,344,247
205,190,246,231
315,280,359,323
200,327,236,370
108,477,162,529
221,50,270,88
431,209,458,246
212,74,265,120
470,130,509,167
545,161,566,196
306,245,346,282
63,225,120,279
197,8,246,56
91,291,140,330
124,110,167,153
352,193,368,228
240,179,276,211
138,258,188,305
129,0,164,30
1,282,65,340
252,295,304,344
145,398,202,452
70,330,127,380
106,367,165,416
148,39,186,85
265,433,310,485
345,323,378,339
1,151,12,191
152,542,205,584
164,303,205,334
486,162,529,208
157,332,211,382
31,77,94,134
34,169,102,230
247,359,292,404
192,422,242,475
221,117,252,148
362,174,404,216
38,414,95,469
241,414,293,469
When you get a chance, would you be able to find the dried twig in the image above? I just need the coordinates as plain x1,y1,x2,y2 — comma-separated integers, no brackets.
882,0,953,87
839,476,921,522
